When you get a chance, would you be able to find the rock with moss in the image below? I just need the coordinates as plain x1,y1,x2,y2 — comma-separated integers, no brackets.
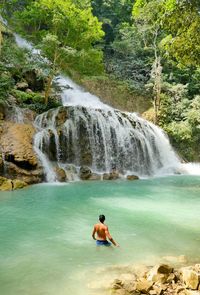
54,167,67,182
0,177,12,191
0,122,44,184
127,175,139,180
13,179,27,190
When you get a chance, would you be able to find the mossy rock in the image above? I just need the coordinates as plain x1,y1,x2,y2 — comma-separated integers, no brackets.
0,177,12,191
13,179,27,190
0,177,27,191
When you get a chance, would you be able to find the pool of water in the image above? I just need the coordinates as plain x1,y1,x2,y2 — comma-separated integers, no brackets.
0,176,200,295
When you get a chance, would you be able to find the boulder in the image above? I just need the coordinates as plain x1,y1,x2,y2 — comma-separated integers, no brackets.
65,164,78,181
1,122,38,168
0,122,44,184
5,162,44,184
103,170,119,180
79,166,92,180
147,264,173,284
13,179,27,190
180,267,200,290
0,177,27,191
23,69,45,91
135,278,153,293
88,173,102,180
54,167,66,182
0,101,6,120
16,81,29,90
126,175,139,180
112,279,123,290
0,176,12,191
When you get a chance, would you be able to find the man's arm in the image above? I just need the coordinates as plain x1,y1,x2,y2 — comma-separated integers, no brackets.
105,227,119,247
92,225,96,240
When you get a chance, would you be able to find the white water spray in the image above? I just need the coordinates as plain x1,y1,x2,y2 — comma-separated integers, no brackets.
13,33,200,180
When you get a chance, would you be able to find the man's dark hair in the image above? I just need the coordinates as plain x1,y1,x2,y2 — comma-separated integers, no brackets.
99,214,105,223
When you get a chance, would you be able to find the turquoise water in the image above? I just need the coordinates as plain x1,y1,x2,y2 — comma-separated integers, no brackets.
0,176,200,295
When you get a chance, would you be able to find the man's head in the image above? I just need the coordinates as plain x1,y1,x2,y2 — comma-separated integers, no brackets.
99,214,105,223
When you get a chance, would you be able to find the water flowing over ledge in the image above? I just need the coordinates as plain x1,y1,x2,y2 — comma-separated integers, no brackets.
13,32,200,182
34,106,181,181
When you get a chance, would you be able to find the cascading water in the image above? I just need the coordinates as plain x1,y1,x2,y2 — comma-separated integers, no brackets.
13,33,200,181
34,105,180,179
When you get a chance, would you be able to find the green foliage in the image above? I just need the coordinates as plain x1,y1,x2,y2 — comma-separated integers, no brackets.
91,0,134,44
11,89,61,113
105,23,153,92
0,68,14,100
12,89,43,104
11,0,105,76
161,0,200,67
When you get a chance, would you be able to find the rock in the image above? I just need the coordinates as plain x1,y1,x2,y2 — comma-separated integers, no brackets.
166,273,176,283
0,122,44,184
23,69,45,91
135,278,153,293
5,162,44,184
65,164,78,181
131,264,149,278
0,176,12,191
147,264,173,284
126,175,139,180
16,81,29,90
55,107,68,126
103,171,119,180
180,267,200,290
79,166,92,180
194,265,200,273
88,173,102,180
1,122,38,168
13,179,27,190
185,291,200,295
0,101,6,120
54,167,66,182
111,289,129,295
112,279,123,290
25,88,33,93
151,285,163,295
0,177,27,191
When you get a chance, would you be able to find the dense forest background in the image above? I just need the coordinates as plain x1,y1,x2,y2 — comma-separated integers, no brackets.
0,0,200,161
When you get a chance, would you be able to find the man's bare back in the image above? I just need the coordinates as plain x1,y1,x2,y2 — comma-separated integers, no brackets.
92,214,119,247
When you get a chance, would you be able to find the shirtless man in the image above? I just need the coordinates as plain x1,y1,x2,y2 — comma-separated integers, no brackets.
92,214,119,247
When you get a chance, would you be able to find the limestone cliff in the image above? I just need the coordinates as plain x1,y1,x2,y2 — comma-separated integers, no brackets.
0,121,44,186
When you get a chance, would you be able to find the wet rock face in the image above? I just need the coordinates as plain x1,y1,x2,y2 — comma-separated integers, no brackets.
0,122,44,184
35,105,173,177
103,170,119,180
54,167,66,182
127,175,139,180
0,176,27,191
79,166,92,180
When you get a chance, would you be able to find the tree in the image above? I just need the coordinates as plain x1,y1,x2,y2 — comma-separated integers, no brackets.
11,0,104,104
161,0,200,67
91,0,134,44
133,0,164,123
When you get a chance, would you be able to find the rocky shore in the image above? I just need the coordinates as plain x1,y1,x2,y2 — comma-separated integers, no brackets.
111,262,200,295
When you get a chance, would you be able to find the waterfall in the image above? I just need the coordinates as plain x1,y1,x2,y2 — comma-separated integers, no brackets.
13,33,200,181
34,106,181,179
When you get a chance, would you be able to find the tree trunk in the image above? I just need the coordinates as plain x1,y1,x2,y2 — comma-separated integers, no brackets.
153,55,162,124
44,50,59,105
152,29,162,124
44,75,53,105
0,24,3,54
